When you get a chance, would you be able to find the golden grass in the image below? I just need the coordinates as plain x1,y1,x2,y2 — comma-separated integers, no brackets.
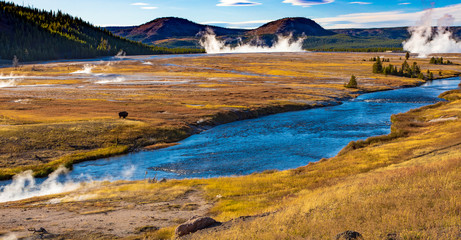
184,90,461,239
191,157,461,239
0,145,130,180
3,78,461,239
0,52,460,181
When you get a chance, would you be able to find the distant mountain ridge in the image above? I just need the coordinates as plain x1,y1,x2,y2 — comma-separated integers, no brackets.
106,17,247,46
107,17,461,51
106,17,334,48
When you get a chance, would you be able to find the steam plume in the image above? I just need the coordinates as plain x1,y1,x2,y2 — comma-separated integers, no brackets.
0,73,23,88
71,64,94,74
95,76,126,84
2,233,17,240
0,79,17,88
403,9,461,57
0,166,81,203
199,28,305,54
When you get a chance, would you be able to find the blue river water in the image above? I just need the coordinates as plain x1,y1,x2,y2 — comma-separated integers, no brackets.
61,77,460,182
1,77,460,186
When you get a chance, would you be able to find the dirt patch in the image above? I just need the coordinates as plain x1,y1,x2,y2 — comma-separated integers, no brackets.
0,188,213,238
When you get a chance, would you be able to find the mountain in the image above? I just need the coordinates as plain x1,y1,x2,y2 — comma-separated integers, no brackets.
248,17,334,36
0,2,202,62
107,17,336,49
106,17,247,46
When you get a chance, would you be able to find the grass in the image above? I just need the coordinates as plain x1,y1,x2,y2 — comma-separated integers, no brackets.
0,145,130,180
4,89,461,239
2,53,460,179
181,90,461,239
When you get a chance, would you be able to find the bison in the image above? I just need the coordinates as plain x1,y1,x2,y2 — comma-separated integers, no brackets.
118,111,128,119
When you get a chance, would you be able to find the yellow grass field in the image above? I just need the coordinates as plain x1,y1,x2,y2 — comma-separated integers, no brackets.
0,52,460,239
1,52,459,179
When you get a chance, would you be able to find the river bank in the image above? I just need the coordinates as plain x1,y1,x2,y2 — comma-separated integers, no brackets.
1,79,460,239
0,52,460,180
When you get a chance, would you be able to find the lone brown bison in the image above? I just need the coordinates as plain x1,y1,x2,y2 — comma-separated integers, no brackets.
118,111,128,119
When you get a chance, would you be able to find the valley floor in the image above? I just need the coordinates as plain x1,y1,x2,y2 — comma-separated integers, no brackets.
1,52,460,179
0,52,460,239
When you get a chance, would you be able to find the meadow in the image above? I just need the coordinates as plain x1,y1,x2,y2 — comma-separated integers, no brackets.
1,52,460,180
0,52,460,239
1,73,460,239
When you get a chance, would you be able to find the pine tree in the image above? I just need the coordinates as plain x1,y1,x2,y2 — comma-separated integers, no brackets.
405,52,410,60
372,57,383,73
345,75,358,88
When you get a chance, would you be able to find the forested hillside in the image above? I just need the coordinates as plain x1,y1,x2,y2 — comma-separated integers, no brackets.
0,2,202,62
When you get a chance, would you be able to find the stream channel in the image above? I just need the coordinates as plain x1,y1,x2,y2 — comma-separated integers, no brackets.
1,77,460,187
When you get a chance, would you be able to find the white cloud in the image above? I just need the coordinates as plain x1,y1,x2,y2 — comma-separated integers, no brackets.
283,0,334,7
349,1,372,4
217,0,262,6
398,2,411,5
314,3,461,28
131,2,149,6
141,6,158,9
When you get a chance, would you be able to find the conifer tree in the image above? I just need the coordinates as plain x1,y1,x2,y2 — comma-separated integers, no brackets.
345,75,358,88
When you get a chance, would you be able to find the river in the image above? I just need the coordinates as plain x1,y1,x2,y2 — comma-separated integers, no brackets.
65,77,460,181
0,77,459,190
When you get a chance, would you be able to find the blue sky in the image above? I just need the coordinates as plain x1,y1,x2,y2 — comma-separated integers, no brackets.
7,0,461,29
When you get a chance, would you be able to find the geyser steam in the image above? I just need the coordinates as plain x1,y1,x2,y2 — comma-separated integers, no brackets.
0,166,81,203
200,28,305,54
403,9,461,57
71,64,94,74
0,73,22,88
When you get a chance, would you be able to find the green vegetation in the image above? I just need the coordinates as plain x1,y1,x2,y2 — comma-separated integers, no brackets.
372,56,427,79
430,56,454,65
0,2,203,62
303,34,403,52
345,75,358,88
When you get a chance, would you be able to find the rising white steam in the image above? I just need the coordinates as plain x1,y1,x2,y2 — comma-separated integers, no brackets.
122,165,136,178
403,9,461,57
200,28,305,54
0,79,17,88
2,233,18,240
72,64,95,74
0,73,23,88
0,166,81,203
95,76,126,84
115,49,126,58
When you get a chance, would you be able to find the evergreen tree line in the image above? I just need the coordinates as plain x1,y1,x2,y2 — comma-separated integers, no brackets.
429,57,453,65
366,57,390,62
0,2,203,62
308,47,402,53
372,57,432,80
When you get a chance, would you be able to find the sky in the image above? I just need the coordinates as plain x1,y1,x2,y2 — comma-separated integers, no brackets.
6,0,461,29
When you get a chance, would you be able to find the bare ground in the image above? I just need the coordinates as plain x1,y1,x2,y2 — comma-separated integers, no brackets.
0,188,213,239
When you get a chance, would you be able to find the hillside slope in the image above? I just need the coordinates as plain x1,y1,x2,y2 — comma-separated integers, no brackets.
0,2,202,62
106,17,247,46
248,17,334,36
